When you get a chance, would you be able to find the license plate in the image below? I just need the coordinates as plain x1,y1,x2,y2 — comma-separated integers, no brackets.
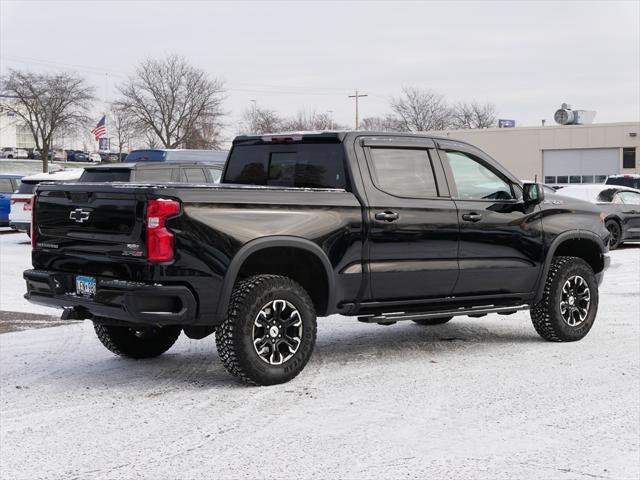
76,276,96,297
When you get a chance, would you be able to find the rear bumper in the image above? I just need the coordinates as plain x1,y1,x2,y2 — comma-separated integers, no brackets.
24,269,197,326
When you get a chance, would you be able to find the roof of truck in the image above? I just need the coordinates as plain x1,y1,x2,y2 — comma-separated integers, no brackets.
231,130,472,146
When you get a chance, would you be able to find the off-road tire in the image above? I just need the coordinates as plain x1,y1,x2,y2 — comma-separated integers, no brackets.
605,219,622,250
93,322,181,358
413,316,453,326
530,256,598,342
215,275,317,386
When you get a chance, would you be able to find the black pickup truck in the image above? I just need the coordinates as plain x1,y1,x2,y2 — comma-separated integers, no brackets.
25,131,610,385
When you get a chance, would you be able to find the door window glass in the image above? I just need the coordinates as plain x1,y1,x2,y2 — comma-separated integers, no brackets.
0,179,13,192
368,148,438,197
619,191,640,205
135,169,172,182
446,151,514,200
183,168,207,183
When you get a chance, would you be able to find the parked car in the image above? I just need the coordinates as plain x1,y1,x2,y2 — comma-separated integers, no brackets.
0,174,22,227
9,169,84,235
98,152,126,163
124,149,227,166
88,152,103,163
66,150,90,162
557,184,640,249
25,131,610,385
0,148,29,159
79,161,223,184
606,174,640,190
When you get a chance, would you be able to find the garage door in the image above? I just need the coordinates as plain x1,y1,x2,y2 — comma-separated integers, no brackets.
543,148,619,184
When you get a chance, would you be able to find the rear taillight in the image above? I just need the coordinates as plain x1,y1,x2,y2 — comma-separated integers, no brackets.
30,195,36,249
146,199,180,262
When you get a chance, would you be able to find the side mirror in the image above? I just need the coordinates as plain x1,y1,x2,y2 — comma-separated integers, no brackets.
523,182,545,204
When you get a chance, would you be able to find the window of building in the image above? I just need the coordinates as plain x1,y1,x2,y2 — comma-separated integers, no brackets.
544,176,556,184
368,148,438,197
446,151,513,200
623,148,636,169
556,176,569,184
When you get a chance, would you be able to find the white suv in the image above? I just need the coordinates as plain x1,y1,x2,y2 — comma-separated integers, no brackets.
0,147,29,159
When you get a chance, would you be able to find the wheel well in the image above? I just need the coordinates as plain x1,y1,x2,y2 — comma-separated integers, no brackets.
553,238,604,273
604,216,621,227
237,247,330,315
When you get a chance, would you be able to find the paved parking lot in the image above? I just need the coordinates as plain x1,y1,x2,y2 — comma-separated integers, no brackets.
1,231,639,479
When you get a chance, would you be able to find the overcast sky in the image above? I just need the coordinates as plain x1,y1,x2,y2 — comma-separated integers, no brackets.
1,0,638,140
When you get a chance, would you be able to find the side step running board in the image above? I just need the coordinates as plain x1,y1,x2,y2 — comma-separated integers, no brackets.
358,305,529,324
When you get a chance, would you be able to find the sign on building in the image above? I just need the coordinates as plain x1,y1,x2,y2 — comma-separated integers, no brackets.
498,119,516,128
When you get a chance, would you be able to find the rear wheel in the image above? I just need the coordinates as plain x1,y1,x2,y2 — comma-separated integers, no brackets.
215,275,317,386
530,256,598,342
605,219,622,249
93,322,181,358
412,316,453,326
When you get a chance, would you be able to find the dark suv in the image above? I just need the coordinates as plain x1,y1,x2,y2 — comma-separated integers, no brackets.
79,161,223,184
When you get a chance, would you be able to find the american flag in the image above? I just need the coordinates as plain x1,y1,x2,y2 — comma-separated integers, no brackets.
91,115,107,140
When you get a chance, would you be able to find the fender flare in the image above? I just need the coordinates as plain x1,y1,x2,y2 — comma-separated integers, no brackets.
215,236,336,319
533,230,606,303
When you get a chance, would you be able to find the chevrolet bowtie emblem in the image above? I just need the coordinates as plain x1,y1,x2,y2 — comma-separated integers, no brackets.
69,208,91,223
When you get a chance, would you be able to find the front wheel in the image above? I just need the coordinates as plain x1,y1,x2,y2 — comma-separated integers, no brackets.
215,275,317,386
605,219,622,250
94,322,181,358
530,256,598,342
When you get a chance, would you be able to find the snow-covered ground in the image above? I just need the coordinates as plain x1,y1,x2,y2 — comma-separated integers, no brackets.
1,230,639,479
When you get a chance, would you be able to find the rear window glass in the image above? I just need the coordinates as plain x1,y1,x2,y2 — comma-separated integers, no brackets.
17,182,36,194
209,168,222,183
79,170,131,182
0,179,13,192
124,150,167,162
223,143,347,189
606,177,640,189
135,169,173,182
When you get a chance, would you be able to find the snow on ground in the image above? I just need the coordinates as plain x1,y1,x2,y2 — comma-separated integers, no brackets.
0,230,59,315
0,232,639,479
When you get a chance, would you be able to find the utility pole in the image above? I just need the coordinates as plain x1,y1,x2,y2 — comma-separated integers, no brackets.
348,89,368,129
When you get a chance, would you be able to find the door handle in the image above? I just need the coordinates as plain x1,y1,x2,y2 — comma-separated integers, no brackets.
375,211,399,222
462,213,483,222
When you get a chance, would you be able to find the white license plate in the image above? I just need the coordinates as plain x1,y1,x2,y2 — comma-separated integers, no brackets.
76,276,96,297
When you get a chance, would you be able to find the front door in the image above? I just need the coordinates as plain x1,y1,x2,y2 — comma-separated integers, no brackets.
438,144,545,297
356,136,459,301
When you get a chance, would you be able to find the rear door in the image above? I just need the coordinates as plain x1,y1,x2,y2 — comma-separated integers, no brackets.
356,136,459,301
618,191,640,234
438,142,544,296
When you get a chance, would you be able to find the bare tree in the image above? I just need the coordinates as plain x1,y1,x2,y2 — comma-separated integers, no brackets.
390,87,451,132
184,117,225,149
282,109,338,131
108,104,140,160
238,104,284,135
359,115,403,132
116,55,225,148
450,101,497,129
1,69,95,172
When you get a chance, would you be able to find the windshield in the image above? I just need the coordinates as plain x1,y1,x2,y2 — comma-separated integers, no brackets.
80,170,131,182
124,150,166,162
606,177,640,189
